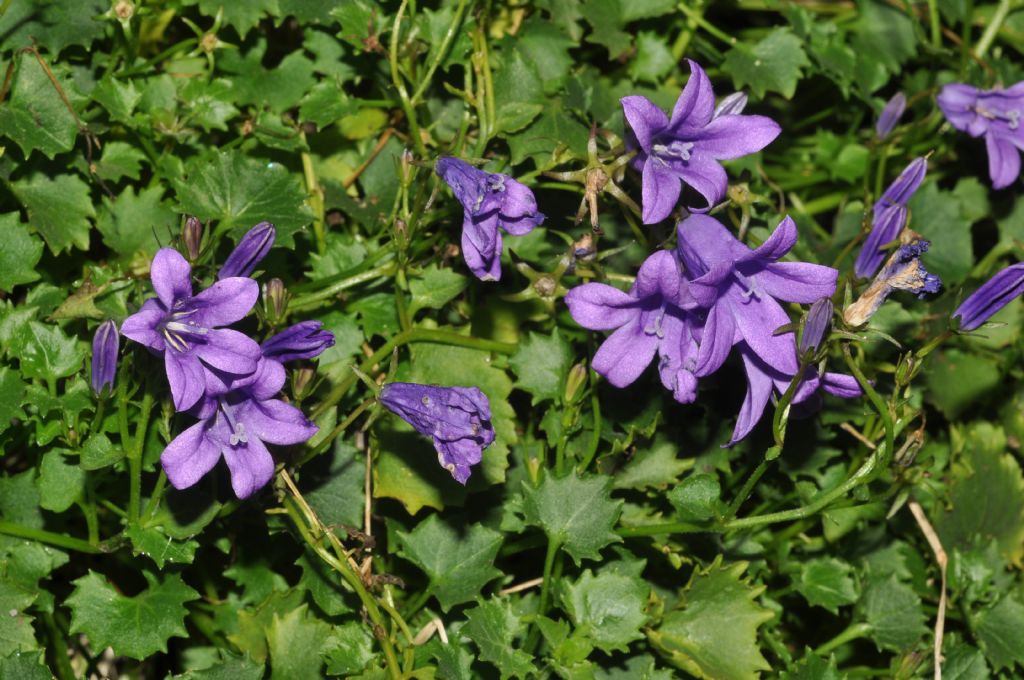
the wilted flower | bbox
[938,82,1024,188]
[875,92,907,140]
[953,262,1024,331]
[379,382,495,484]
[799,298,833,357]
[91,320,119,395]
[855,157,928,279]
[435,157,545,281]
[219,221,276,280]
[121,248,261,411]
[621,59,781,223]
[564,250,701,403]
[845,240,942,326]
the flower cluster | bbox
[120,223,334,499]
[938,80,1024,188]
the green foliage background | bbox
[1,0,1024,677]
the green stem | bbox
[42,610,75,680]
[128,389,154,527]
[300,132,327,255]
[389,0,428,158]
[288,263,397,311]
[975,0,1010,58]
[725,459,771,520]
[143,471,168,522]
[676,2,736,46]
[617,521,710,537]
[410,0,472,105]
[926,0,942,47]
[526,537,561,651]
[814,622,872,656]
[842,344,894,465]
[0,520,101,554]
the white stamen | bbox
[165,321,209,335]
[653,140,695,162]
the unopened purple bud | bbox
[713,92,748,119]
[263,278,287,322]
[218,221,276,279]
[875,92,906,140]
[800,298,833,356]
[91,320,119,395]
[953,262,1024,331]
[379,382,495,484]
[261,321,334,362]
[183,216,203,261]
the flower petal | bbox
[634,250,681,301]
[166,351,206,412]
[695,114,781,160]
[190,277,260,328]
[461,213,502,281]
[592,322,658,388]
[822,372,863,398]
[239,398,318,446]
[754,262,839,303]
[221,435,275,499]
[728,346,775,445]
[677,214,749,276]
[641,162,682,224]
[986,133,1021,189]
[937,83,982,135]
[151,248,193,308]
[621,95,669,152]
[161,420,221,491]
[497,177,542,227]
[668,60,715,134]
[672,151,727,210]
[658,309,700,403]
[855,204,906,279]
[727,292,798,374]
[743,215,796,264]
[120,298,166,350]
[695,301,737,377]
[564,283,638,330]
[193,328,261,376]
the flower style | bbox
[621,59,781,223]
[219,221,276,279]
[161,385,318,500]
[953,262,1024,331]
[875,92,907,140]
[844,240,942,326]
[379,382,495,484]
[121,248,262,411]
[937,81,1024,188]
[435,157,545,281]
[564,250,701,403]
[855,157,928,279]
[91,320,119,395]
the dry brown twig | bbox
[908,501,947,680]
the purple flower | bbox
[844,240,942,326]
[121,248,261,411]
[953,262,1024,331]
[219,222,276,280]
[875,92,907,139]
[91,320,119,395]
[564,250,701,403]
[238,321,336,398]
[379,382,495,484]
[677,214,838,380]
[855,157,928,279]
[621,59,781,223]
[435,157,545,281]
[937,82,1024,188]
[800,298,833,357]
[161,388,317,499]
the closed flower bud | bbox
[292,366,316,400]
[875,92,906,140]
[713,91,748,118]
[183,215,203,261]
[261,321,335,362]
[564,362,588,404]
[799,298,833,357]
[218,221,276,279]
[953,262,1024,331]
[263,278,287,322]
[91,320,119,395]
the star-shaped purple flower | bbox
[379,382,495,484]
[121,248,261,412]
[564,250,701,403]
[621,59,781,223]
[938,81,1024,188]
[855,157,928,279]
[435,157,545,281]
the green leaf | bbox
[175,151,312,247]
[149,480,223,539]
[299,81,357,128]
[266,604,330,679]
[942,641,991,680]
[908,182,973,286]
[515,17,575,94]
[95,141,147,183]
[561,570,649,653]
[925,350,1001,420]
[0,367,27,437]
[648,560,773,680]
[971,594,1024,671]
[301,439,365,530]
[464,597,536,679]
[321,622,374,676]
[220,43,316,112]
[330,0,381,51]
[11,173,94,255]
[96,185,176,259]
[936,423,1024,566]
[67,571,200,660]
[0,651,51,680]
[494,102,545,136]
[581,0,632,58]
[779,652,841,679]
[15,322,86,382]
[396,514,503,611]
[794,557,859,614]
[408,265,468,317]
[521,471,622,564]
[0,213,43,292]
[92,77,142,124]
[0,579,38,655]
[125,525,199,569]
[629,32,675,84]
[296,552,354,617]
[852,0,917,78]
[862,574,927,651]
[173,651,266,679]
[506,100,589,166]
[80,433,124,470]
[0,53,78,159]
[185,0,281,37]
[36,450,84,513]
[722,28,810,99]
[227,589,305,662]
[0,0,106,54]
[509,330,573,405]
[667,473,722,522]
[613,436,689,491]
